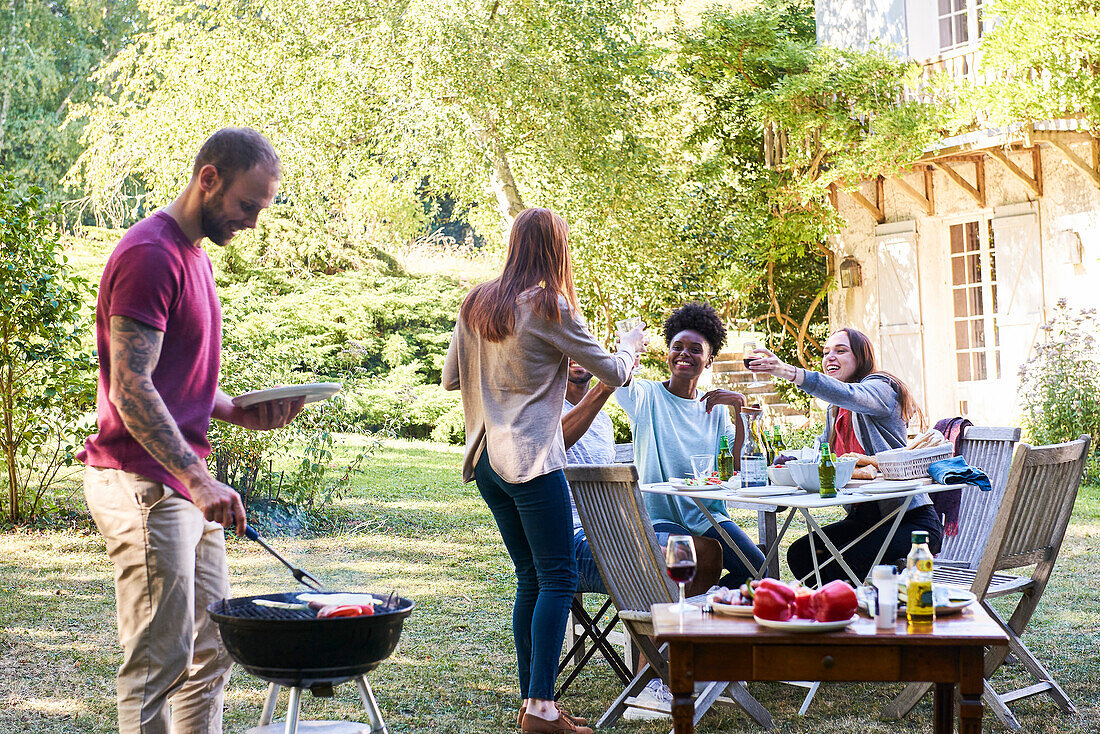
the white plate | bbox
[898,588,977,616]
[753,614,857,632]
[710,600,755,617]
[232,382,342,409]
[734,485,804,498]
[842,478,926,494]
[669,479,732,491]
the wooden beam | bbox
[988,148,1042,197]
[845,176,885,223]
[891,169,934,215]
[847,189,883,223]
[933,159,986,208]
[827,183,839,211]
[1041,136,1100,190]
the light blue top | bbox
[563,398,616,533]
[614,379,735,534]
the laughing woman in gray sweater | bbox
[443,207,645,734]
[748,327,943,584]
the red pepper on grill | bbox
[810,580,858,622]
[317,604,376,619]
[752,579,795,621]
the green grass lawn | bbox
[2,438,1099,733]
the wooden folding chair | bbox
[564,464,775,731]
[558,442,640,697]
[936,426,1021,569]
[884,435,1091,730]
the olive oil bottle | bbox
[906,531,935,627]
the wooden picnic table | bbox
[652,601,1009,734]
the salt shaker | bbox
[872,564,897,630]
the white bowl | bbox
[767,465,795,487]
[787,458,858,492]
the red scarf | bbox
[832,408,864,456]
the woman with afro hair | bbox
[593,302,765,587]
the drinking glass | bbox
[616,317,644,374]
[690,453,714,482]
[615,316,642,335]
[742,340,769,389]
[665,535,698,614]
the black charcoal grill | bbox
[209,527,414,734]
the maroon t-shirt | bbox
[79,211,222,501]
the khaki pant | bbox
[84,466,232,734]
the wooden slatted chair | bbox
[564,463,775,731]
[884,435,1091,730]
[936,426,1022,569]
[559,440,639,697]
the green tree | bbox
[0,0,140,207]
[0,177,96,523]
[677,0,947,365]
[69,0,702,334]
[967,0,1100,129]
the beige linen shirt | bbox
[442,290,634,484]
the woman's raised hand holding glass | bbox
[616,319,648,355]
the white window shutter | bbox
[876,222,927,413]
[905,0,940,61]
[991,211,1044,391]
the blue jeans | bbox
[652,520,765,588]
[574,530,671,596]
[474,451,577,700]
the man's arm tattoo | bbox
[109,316,202,476]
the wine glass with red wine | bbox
[742,340,769,389]
[665,535,698,614]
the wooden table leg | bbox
[933,682,954,734]
[959,646,985,734]
[667,641,694,734]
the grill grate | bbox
[214,595,316,621]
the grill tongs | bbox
[244,525,326,592]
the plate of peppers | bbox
[750,578,859,632]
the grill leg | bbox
[355,676,388,733]
[283,687,302,734]
[259,683,281,726]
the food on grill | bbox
[317,603,376,619]
[208,592,414,688]
[906,429,948,450]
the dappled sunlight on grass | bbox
[2,448,1098,733]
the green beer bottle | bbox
[717,435,735,481]
[818,444,836,498]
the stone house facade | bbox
[814,0,1099,426]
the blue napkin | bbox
[928,455,991,493]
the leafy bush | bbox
[1018,299,1100,482]
[0,178,97,523]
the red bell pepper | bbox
[793,586,815,619]
[756,578,796,604]
[317,604,375,619]
[752,578,796,621]
[810,580,858,622]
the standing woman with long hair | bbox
[747,327,943,584]
[443,208,645,734]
